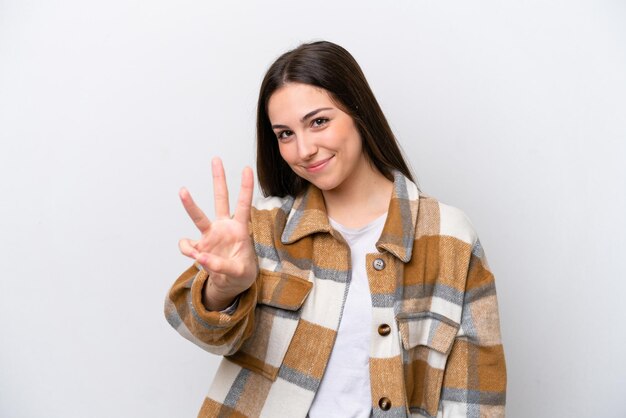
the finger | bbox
[233,166,254,224]
[212,157,230,218]
[179,238,200,259]
[179,187,211,233]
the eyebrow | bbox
[271,107,333,130]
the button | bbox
[378,323,391,336]
[373,258,385,271]
[378,397,392,411]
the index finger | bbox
[233,166,254,224]
[212,157,231,218]
[179,187,211,234]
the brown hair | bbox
[256,40,414,197]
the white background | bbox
[1,1,625,417]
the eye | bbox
[311,117,329,128]
[276,130,294,142]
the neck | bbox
[322,159,394,229]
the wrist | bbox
[202,279,239,311]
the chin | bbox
[292,168,344,192]
[307,177,343,192]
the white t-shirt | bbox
[308,213,387,418]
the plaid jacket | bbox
[165,172,506,417]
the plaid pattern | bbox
[165,172,506,417]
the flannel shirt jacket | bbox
[165,171,507,417]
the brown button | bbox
[378,323,391,336]
[378,397,392,411]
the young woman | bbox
[165,41,506,418]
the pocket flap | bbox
[258,270,312,311]
[396,312,459,354]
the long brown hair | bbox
[256,40,414,197]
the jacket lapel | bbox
[376,171,420,263]
[281,184,331,245]
[280,171,420,263]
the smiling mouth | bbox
[304,156,333,172]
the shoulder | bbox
[252,194,292,211]
[417,194,478,246]
[249,194,294,232]
[251,194,295,217]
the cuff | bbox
[189,263,257,328]
[219,296,240,315]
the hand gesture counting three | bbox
[178,158,258,311]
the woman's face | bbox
[267,82,367,193]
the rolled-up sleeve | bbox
[164,263,258,356]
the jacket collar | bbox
[280,171,420,262]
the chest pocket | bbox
[396,312,459,417]
[227,270,312,381]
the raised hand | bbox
[178,158,257,311]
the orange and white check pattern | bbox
[165,172,506,417]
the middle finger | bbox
[212,157,230,218]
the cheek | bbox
[277,143,295,164]
[343,131,363,157]
[334,121,361,150]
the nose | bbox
[296,133,318,160]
